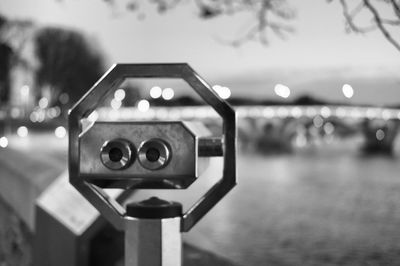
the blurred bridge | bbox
[96,105,400,154]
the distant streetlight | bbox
[54,126,67,138]
[162,88,174,100]
[137,99,150,112]
[262,107,276,118]
[291,107,303,118]
[111,99,122,110]
[342,84,354,99]
[114,89,126,101]
[17,126,28,138]
[382,109,392,120]
[376,129,385,141]
[212,85,231,99]
[150,86,162,99]
[274,84,290,98]
[0,136,8,148]
[38,97,49,109]
[221,87,231,99]
[277,107,289,118]
[320,106,332,118]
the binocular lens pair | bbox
[100,139,170,171]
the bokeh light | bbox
[114,89,126,101]
[313,116,324,128]
[291,107,303,118]
[111,99,122,110]
[342,84,354,99]
[0,136,8,148]
[38,97,49,109]
[320,106,331,118]
[59,93,69,104]
[17,126,28,138]
[137,99,150,112]
[274,84,291,98]
[20,85,30,97]
[277,107,289,118]
[213,85,231,99]
[262,107,276,118]
[54,126,67,138]
[150,86,162,99]
[10,108,21,119]
[376,129,385,141]
[324,122,335,134]
[162,88,174,100]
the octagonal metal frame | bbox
[69,63,236,232]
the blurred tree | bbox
[98,0,295,46]
[34,27,105,107]
[0,15,38,107]
[0,16,34,58]
[97,0,400,50]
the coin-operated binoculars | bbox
[69,64,236,266]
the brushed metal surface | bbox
[80,121,198,189]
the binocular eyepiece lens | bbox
[138,139,171,170]
[109,148,124,162]
[146,148,161,162]
[100,139,135,170]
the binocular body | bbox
[79,121,216,189]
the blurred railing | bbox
[94,105,400,121]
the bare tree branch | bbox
[337,0,400,51]
[389,0,400,16]
[257,0,270,45]
[95,0,400,50]
[339,0,365,32]
[227,25,260,47]
[381,18,400,25]
[226,0,294,46]
[363,0,400,50]
[112,0,295,46]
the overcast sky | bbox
[1,0,399,104]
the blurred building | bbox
[8,42,37,109]
[0,17,38,110]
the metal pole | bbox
[124,197,182,266]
